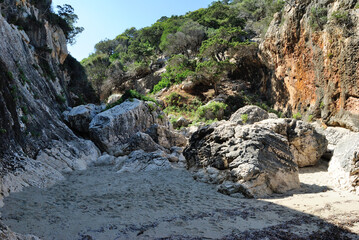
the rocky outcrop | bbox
[328,133,359,195]
[0,0,98,220]
[89,99,186,154]
[255,119,328,167]
[63,104,104,134]
[260,0,359,131]
[184,121,300,197]
[0,221,41,240]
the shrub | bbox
[331,10,349,24]
[106,89,157,110]
[196,101,227,120]
[308,114,314,122]
[0,128,7,134]
[6,71,14,80]
[310,7,328,30]
[241,113,248,123]
[292,112,302,120]
[56,94,66,104]
[21,115,29,124]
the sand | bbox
[1,160,358,239]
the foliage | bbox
[56,94,66,104]
[331,10,349,24]
[55,4,84,45]
[196,101,227,120]
[292,112,302,120]
[241,113,248,123]
[308,114,313,122]
[106,89,158,110]
[0,128,7,134]
[152,55,195,93]
[310,7,328,30]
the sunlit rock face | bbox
[260,0,359,131]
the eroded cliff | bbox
[0,0,98,210]
[260,0,359,130]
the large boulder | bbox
[184,121,300,198]
[63,104,104,134]
[255,119,328,167]
[328,133,359,195]
[230,105,269,124]
[89,99,185,154]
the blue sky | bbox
[52,0,214,61]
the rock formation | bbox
[260,0,359,131]
[183,106,327,197]
[0,0,98,209]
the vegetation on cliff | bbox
[82,0,285,100]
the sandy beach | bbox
[1,161,358,240]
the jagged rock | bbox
[328,133,359,195]
[64,104,104,133]
[89,99,169,154]
[184,122,300,197]
[229,105,269,124]
[255,119,328,167]
[115,150,172,173]
[36,139,101,172]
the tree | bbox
[56,4,84,45]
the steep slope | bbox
[0,0,98,209]
[260,0,359,130]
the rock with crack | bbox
[328,133,359,195]
[255,119,328,167]
[115,150,172,173]
[184,122,300,197]
[63,104,104,134]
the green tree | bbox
[56,4,84,45]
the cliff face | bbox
[260,0,359,131]
[0,0,98,208]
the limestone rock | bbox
[328,133,359,195]
[255,119,328,167]
[230,105,269,124]
[260,0,359,131]
[0,221,41,240]
[92,153,116,167]
[184,122,300,197]
[36,139,101,172]
[64,104,104,134]
[89,99,169,153]
[115,150,172,173]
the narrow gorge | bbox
[0,0,358,239]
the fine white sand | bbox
[1,161,358,239]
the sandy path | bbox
[1,162,358,240]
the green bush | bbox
[196,101,227,120]
[106,89,158,110]
[308,114,313,122]
[56,94,66,104]
[0,128,7,134]
[21,115,29,124]
[292,112,302,120]
[310,7,328,30]
[331,10,349,24]
[241,113,248,123]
